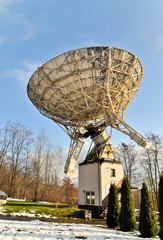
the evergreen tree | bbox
[159,173,163,240]
[119,176,136,231]
[139,182,158,238]
[106,183,120,228]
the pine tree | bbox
[119,176,136,231]
[106,183,120,228]
[159,173,163,240]
[139,182,158,238]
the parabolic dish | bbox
[27,46,143,128]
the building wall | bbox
[78,162,101,206]
[101,161,123,201]
[78,160,123,208]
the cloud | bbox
[0,36,5,45]
[141,31,150,41]
[21,22,35,42]
[155,34,163,51]
[0,0,55,43]
[4,61,39,88]
[0,0,35,42]
[0,0,23,14]
[0,0,23,7]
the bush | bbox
[106,184,120,228]
[139,182,158,238]
[159,173,163,240]
[119,176,136,231]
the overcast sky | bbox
[1,0,163,163]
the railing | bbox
[102,180,119,200]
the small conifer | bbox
[106,183,120,228]
[119,176,136,231]
[159,173,163,240]
[139,182,158,238]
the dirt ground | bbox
[0,215,107,226]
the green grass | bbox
[6,201,69,208]
[1,200,80,219]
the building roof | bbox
[0,191,7,196]
[79,158,122,166]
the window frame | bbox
[85,191,95,205]
[110,168,116,177]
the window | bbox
[86,192,95,205]
[110,168,115,177]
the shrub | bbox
[159,173,163,240]
[139,182,158,238]
[106,184,120,228]
[119,176,136,231]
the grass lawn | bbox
[1,200,80,219]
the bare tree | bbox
[18,133,34,199]
[115,142,138,184]
[142,132,163,208]
[32,130,47,201]
[50,169,61,203]
[7,122,33,198]
[0,122,13,187]
[0,121,72,203]
[40,146,54,201]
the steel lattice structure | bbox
[27,46,150,174]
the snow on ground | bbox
[0,219,160,240]
[0,204,57,219]
[0,207,56,219]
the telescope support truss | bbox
[104,111,150,149]
[64,113,150,174]
[64,137,85,174]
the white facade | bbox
[78,159,123,215]
[78,161,101,206]
[101,161,123,201]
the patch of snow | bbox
[11,210,56,219]
[0,219,160,240]
[0,207,56,219]
[7,198,53,203]
[7,198,26,201]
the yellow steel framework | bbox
[27,46,150,174]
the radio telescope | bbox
[27,46,150,174]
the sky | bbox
[1,0,163,169]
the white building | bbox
[78,159,123,217]
[0,191,7,206]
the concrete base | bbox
[78,204,102,218]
